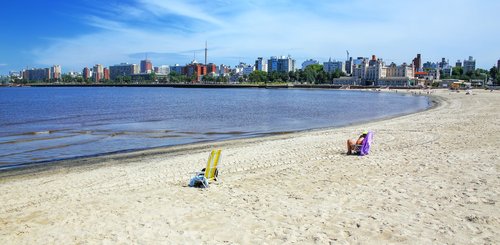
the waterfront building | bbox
[155,65,170,75]
[170,64,184,75]
[109,63,138,80]
[23,68,50,81]
[463,56,476,74]
[243,65,255,76]
[51,65,62,80]
[140,59,153,74]
[278,56,295,72]
[184,60,207,81]
[9,71,21,79]
[103,68,110,80]
[323,58,345,73]
[206,63,217,74]
[302,59,319,69]
[82,67,91,80]
[92,64,103,82]
[412,54,422,72]
[345,57,353,75]
[267,56,278,73]
[218,64,230,76]
[255,57,267,72]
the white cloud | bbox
[33,0,500,70]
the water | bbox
[0,87,430,168]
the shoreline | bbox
[0,89,498,243]
[0,90,436,178]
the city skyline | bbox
[1,0,500,75]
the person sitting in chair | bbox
[347,131,367,155]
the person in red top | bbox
[347,131,367,155]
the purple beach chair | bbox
[354,131,373,156]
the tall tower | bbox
[205,41,208,65]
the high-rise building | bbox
[82,67,91,80]
[140,59,153,74]
[455,60,462,67]
[323,58,345,73]
[184,60,207,81]
[93,64,103,82]
[277,56,295,72]
[51,65,62,79]
[22,68,50,81]
[497,59,500,72]
[267,56,278,73]
[412,54,422,72]
[109,63,138,80]
[463,56,476,74]
[438,58,449,69]
[206,63,217,74]
[345,57,353,75]
[103,67,110,80]
[255,57,267,72]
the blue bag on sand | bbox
[189,174,209,188]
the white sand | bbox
[0,89,498,244]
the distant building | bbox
[155,65,170,75]
[140,59,153,74]
[242,65,255,76]
[93,64,103,82]
[51,65,62,80]
[267,56,278,73]
[218,64,230,76]
[206,63,217,74]
[345,57,353,75]
[438,58,449,69]
[336,55,415,87]
[109,63,138,80]
[455,60,462,67]
[323,58,344,73]
[66,71,79,78]
[267,56,295,73]
[82,67,91,80]
[463,56,476,74]
[302,59,319,69]
[170,64,184,75]
[184,60,207,81]
[103,67,110,80]
[255,57,267,72]
[412,54,422,72]
[423,61,438,70]
[497,59,500,72]
[23,68,50,81]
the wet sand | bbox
[0,89,498,244]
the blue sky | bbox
[1,0,499,75]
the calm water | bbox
[0,87,430,169]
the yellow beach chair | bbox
[189,150,222,188]
[203,149,221,181]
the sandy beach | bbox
[0,89,498,244]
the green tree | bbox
[489,66,498,80]
[452,66,463,76]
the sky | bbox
[1,0,500,75]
